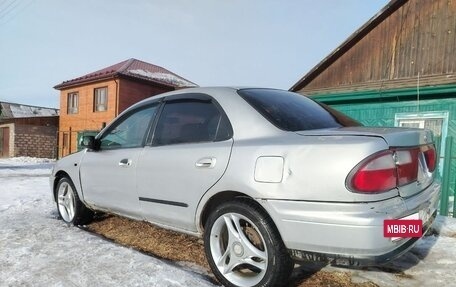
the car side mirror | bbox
[81,136,100,151]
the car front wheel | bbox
[204,199,293,287]
[55,177,93,225]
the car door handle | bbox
[195,157,216,168]
[119,158,132,167]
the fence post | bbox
[453,180,456,218]
[434,136,442,180]
[440,136,453,216]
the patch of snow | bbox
[274,188,456,286]
[322,218,456,287]
[128,69,197,87]
[430,215,456,237]
[0,156,54,165]
[0,157,54,176]
[0,159,215,287]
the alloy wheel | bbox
[57,181,76,222]
[209,212,268,287]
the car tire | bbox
[204,199,293,287]
[55,177,93,225]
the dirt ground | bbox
[86,215,378,287]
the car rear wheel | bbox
[56,177,93,225]
[204,199,293,287]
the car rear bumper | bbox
[259,181,440,266]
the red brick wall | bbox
[118,79,173,112]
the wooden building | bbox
[0,102,59,158]
[290,0,456,213]
[54,58,197,158]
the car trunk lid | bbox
[296,127,436,198]
[296,127,433,147]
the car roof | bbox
[116,86,287,140]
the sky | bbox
[0,0,388,109]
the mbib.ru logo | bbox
[384,219,423,238]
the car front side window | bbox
[100,105,158,149]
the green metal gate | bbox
[77,131,99,151]
[440,136,456,217]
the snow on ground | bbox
[1,157,456,287]
[318,206,456,286]
[0,158,215,287]
[337,230,456,286]
[0,157,54,177]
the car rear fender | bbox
[208,133,397,204]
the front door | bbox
[0,127,9,158]
[80,104,159,217]
[137,96,233,231]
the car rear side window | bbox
[152,99,232,146]
[238,88,361,131]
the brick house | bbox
[0,102,59,158]
[54,58,197,158]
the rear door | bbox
[136,94,233,231]
[80,103,159,217]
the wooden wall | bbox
[300,0,456,94]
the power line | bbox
[0,0,20,21]
[0,0,34,26]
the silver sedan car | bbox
[51,87,440,287]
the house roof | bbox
[0,102,59,119]
[290,0,407,92]
[54,58,198,90]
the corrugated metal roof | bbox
[0,102,59,119]
[54,58,197,90]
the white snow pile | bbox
[0,158,215,287]
[0,156,54,166]
[0,157,54,177]
[1,157,456,286]
[128,69,197,87]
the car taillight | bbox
[349,151,397,193]
[348,145,436,193]
[395,149,419,186]
[423,146,437,172]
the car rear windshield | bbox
[238,88,361,131]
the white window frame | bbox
[67,92,79,114]
[94,87,108,112]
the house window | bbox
[94,87,108,112]
[67,92,79,114]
